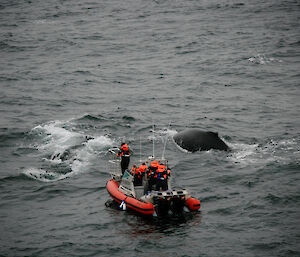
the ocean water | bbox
[1,0,300,256]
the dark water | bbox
[1,0,300,256]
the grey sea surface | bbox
[0,0,300,256]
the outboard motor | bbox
[169,195,185,216]
[154,197,170,217]
[153,191,171,216]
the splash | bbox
[147,127,177,141]
[23,168,69,182]
[227,142,260,166]
[248,54,282,65]
[227,138,299,167]
[166,128,178,137]
[31,120,84,151]
[24,120,114,182]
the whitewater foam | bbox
[22,167,70,182]
[24,121,115,182]
[248,53,283,65]
[227,138,299,167]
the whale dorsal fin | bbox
[207,131,218,137]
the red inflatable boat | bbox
[106,178,200,216]
[106,179,155,215]
[106,148,200,216]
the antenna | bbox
[152,123,155,159]
[161,121,171,160]
[139,136,142,162]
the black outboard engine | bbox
[169,193,186,216]
[151,190,189,216]
[154,197,170,216]
[153,191,171,216]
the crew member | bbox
[147,160,159,191]
[133,163,148,186]
[132,164,142,186]
[155,163,168,191]
[131,165,137,176]
[137,163,148,176]
[117,143,130,174]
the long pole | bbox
[139,136,142,162]
[152,124,155,159]
[161,121,171,160]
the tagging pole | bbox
[161,121,171,160]
[139,136,142,163]
[152,124,155,159]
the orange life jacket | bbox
[155,164,167,179]
[131,166,136,175]
[148,160,159,176]
[137,164,148,174]
[132,165,145,179]
[118,144,130,157]
[151,161,159,167]
[157,164,166,172]
[121,144,129,151]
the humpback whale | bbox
[173,128,229,152]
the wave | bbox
[250,241,287,251]
[0,130,26,145]
[264,193,300,206]
[0,173,32,184]
[200,195,228,203]
[69,114,121,134]
[122,115,136,122]
[208,206,235,215]
[0,40,35,52]
[74,114,107,122]
[0,75,19,82]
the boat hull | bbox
[106,179,155,215]
[185,197,201,211]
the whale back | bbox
[173,129,229,152]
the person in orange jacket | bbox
[137,163,148,176]
[131,165,137,175]
[155,163,168,191]
[146,160,159,191]
[132,164,142,186]
[133,163,148,186]
[117,143,130,174]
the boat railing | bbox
[107,148,122,181]
[140,189,190,203]
[119,170,136,198]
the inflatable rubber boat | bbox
[106,149,200,216]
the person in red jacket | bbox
[137,163,148,176]
[146,160,159,191]
[117,143,130,174]
[133,163,148,186]
[155,163,168,191]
